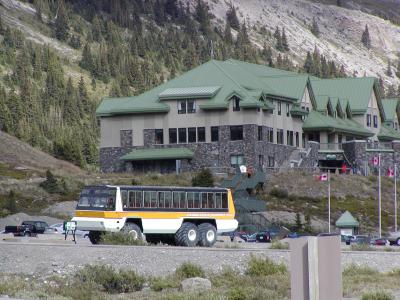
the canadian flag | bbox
[388,166,394,178]
[319,173,328,181]
[372,156,380,166]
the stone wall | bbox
[120,130,133,148]
[298,141,319,170]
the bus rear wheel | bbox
[88,231,102,244]
[122,222,143,240]
[198,223,217,247]
[175,222,198,247]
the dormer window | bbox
[233,97,240,111]
[178,100,196,114]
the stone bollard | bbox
[290,235,342,300]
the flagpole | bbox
[378,153,382,238]
[328,170,331,234]
[395,164,397,232]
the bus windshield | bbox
[77,187,116,211]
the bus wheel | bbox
[175,222,198,247]
[88,231,102,244]
[122,222,143,240]
[198,223,217,247]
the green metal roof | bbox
[290,104,309,116]
[120,148,194,161]
[335,211,359,227]
[303,111,373,137]
[158,86,221,100]
[378,124,400,141]
[381,98,399,122]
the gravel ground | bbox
[1,236,400,279]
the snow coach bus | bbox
[72,185,238,247]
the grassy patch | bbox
[245,255,287,277]
[175,262,205,279]
[0,163,28,179]
[98,231,147,246]
[350,244,374,251]
[361,291,394,300]
[269,240,289,250]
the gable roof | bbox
[335,211,359,227]
[378,124,400,141]
[381,98,399,122]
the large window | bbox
[366,114,371,127]
[277,129,284,144]
[173,191,186,208]
[278,101,282,116]
[267,127,274,143]
[231,154,244,166]
[188,127,196,143]
[178,128,187,143]
[258,126,263,141]
[178,101,187,114]
[373,115,378,128]
[77,187,116,211]
[187,100,196,113]
[144,191,157,208]
[201,193,215,208]
[287,130,294,146]
[169,128,177,144]
[155,129,163,144]
[230,125,243,141]
[124,190,143,208]
[211,126,219,142]
[187,192,201,209]
[197,127,205,142]
[158,191,172,208]
[233,97,240,111]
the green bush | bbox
[175,262,205,279]
[77,265,145,293]
[191,168,214,187]
[350,243,374,251]
[150,276,180,291]
[245,256,287,277]
[269,240,289,250]
[40,170,62,194]
[227,287,247,300]
[269,187,288,198]
[99,231,146,246]
[343,264,379,277]
[361,291,394,300]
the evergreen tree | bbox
[303,51,313,73]
[54,0,69,41]
[310,17,320,37]
[320,55,329,78]
[386,60,393,77]
[195,0,211,36]
[275,27,283,51]
[338,65,347,77]
[6,190,17,213]
[78,76,90,113]
[223,21,233,44]
[361,25,371,49]
[312,46,321,76]
[226,4,240,31]
[273,26,280,39]
[281,28,289,52]
[192,168,214,187]
[40,170,60,194]
[396,60,400,78]
[387,84,397,97]
[295,212,302,231]
[79,43,94,72]
[304,214,312,233]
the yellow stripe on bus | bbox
[75,210,235,219]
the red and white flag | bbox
[388,166,394,178]
[372,156,380,166]
[319,173,328,181]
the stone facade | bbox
[120,130,133,148]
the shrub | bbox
[175,262,205,279]
[228,288,247,300]
[40,170,61,194]
[350,243,374,251]
[5,190,17,213]
[77,265,145,293]
[191,168,214,187]
[246,256,287,277]
[150,276,180,291]
[361,291,394,300]
[343,264,379,277]
[269,240,289,250]
[269,187,288,198]
[98,231,146,246]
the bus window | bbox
[222,193,228,208]
[165,191,172,208]
[179,192,186,208]
[121,190,128,208]
[144,191,157,208]
[134,191,143,207]
[77,187,117,211]
[207,193,215,208]
[173,192,186,208]
[187,192,194,208]
[201,193,207,208]
[193,193,200,208]
[215,193,222,208]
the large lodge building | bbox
[97,59,400,174]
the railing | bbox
[366,142,393,150]
[318,143,343,151]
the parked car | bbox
[4,221,49,237]
[352,235,370,245]
[386,231,400,246]
[342,235,356,245]
[286,232,312,239]
[246,233,257,243]
[370,237,388,246]
[49,223,89,238]
[255,231,271,243]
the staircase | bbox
[235,204,272,233]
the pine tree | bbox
[310,17,320,37]
[386,60,393,77]
[92,16,103,42]
[79,43,94,72]
[275,27,283,51]
[195,0,211,36]
[321,55,329,78]
[396,60,400,78]
[226,4,240,31]
[223,21,233,44]
[295,212,302,231]
[78,76,90,114]
[54,0,69,41]
[338,65,347,77]
[192,168,214,187]
[312,47,321,76]
[281,28,289,52]
[361,25,371,49]
[304,214,312,233]
[273,26,280,39]
[303,51,313,73]
[6,190,17,213]
[387,84,397,97]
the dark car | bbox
[255,231,271,243]
[4,221,49,236]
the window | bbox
[127,191,143,208]
[187,100,196,113]
[155,129,163,144]
[188,127,196,143]
[366,114,371,127]
[144,191,157,208]
[230,125,243,141]
[121,190,128,208]
[211,126,219,142]
[302,133,305,148]
[277,129,284,144]
[221,193,228,208]
[231,154,244,166]
[187,192,200,209]
[169,128,177,144]
[287,130,294,146]
[178,101,187,114]
[286,103,290,117]
[373,115,378,128]
[158,191,172,208]
[268,156,275,167]
[295,132,299,147]
[258,155,264,167]
[197,127,205,142]
[178,128,187,143]
[258,126,263,141]
[233,97,240,111]
[173,191,186,208]
[201,193,215,208]
[267,127,274,143]
[278,101,282,115]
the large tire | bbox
[88,231,102,244]
[175,222,199,247]
[122,222,143,240]
[198,223,217,247]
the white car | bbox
[49,223,89,238]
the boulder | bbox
[180,277,211,292]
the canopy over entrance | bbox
[120,148,194,161]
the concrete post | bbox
[291,235,342,300]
